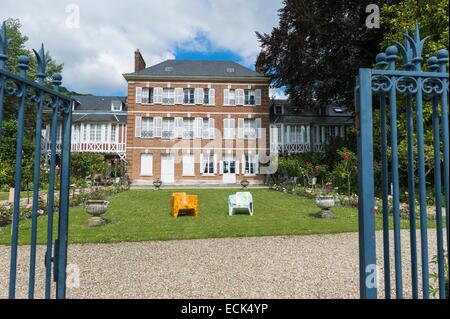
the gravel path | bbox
[0,230,445,299]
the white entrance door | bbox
[222,155,236,184]
[161,154,175,184]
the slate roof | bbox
[271,99,354,125]
[124,60,267,79]
[71,96,127,123]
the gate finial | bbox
[33,43,48,85]
[385,46,398,70]
[404,21,430,71]
[436,49,449,73]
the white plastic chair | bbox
[228,192,253,216]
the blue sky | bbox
[1,0,286,98]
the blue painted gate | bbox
[0,21,76,299]
[356,23,449,299]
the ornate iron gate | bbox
[0,21,76,299]
[356,23,449,299]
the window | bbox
[162,118,175,139]
[140,154,153,176]
[162,88,175,105]
[224,89,236,105]
[243,119,257,139]
[183,88,195,104]
[202,118,215,139]
[110,124,117,142]
[111,101,122,111]
[89,124,101,142]
[202,153,215,175]
[244,90,256,105]
[244,154,258,175]
[141,118,154,138]
[142,88,153,104]
[182,154,195,176]
[203,88,209,105]
[183,118,194,139]
[228,90,236,105]
[223,118,235,139]
[82,124,87,142]
[274,106,283,114]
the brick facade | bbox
[125,78,271,186]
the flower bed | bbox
[0,183,129,228]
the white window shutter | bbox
[200,154,204,174]
[241,154,246,174]
[209,118,215,139]
[255,154,259,174]
[235,161,240,175]
[209,88,215,105]
[154,87,163,104]
[175,117,183,138]
[255,89,262,106]
[230,118,235,139]
[154,117,162,137]
[238,118,244,139]
[175,88,183,104]
[224,89,229,105]
[213,154,218,174]
[135,116,142,137]
[136,87,142,104]
[195,88,204,104]
[219,160,224,175]
[236,89,244,105]
[194,118,202,139]
[142,88,149,103]
[256,118,262,139]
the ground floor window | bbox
[201,153,216,175]
[243,153,258,175]
[182,154,195,176]
[140,153,153,176]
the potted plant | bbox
[240,179,250,190]
[153,178,162,190]
[315,188,336,218]
[84,193,109,227]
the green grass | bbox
[0,189,420,245]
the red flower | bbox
[343,153,350,161]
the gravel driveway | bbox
[0,230,444,299]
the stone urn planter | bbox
[153,179,162,190]
[315,196,336,219]
[85,200,109,227]
[240,179,250,190]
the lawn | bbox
[0,188,415,245]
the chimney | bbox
[134,49,146,72]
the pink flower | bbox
[324,189,332,193]
[343,153,350,161]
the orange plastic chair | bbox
[171,192,198,218]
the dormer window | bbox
[226,67,235,73]
[165,66,173,72]
[111,101,122,111]
[274,105,283,115]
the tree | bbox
[70,153,106,187]
[372,0,449,187]
[0,119,34,190]
[255,0,389,111]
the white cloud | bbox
[0,0,283,95]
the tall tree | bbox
[255,0,390,111]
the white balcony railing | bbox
[43,141,126,154]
